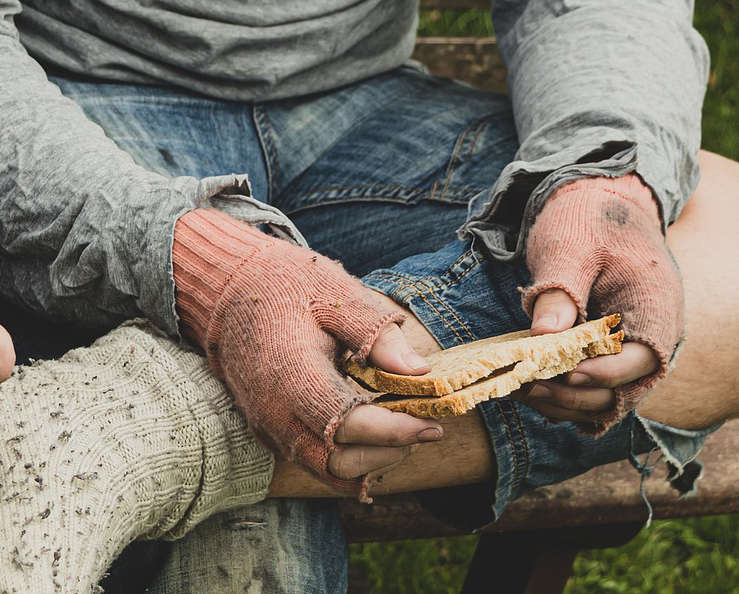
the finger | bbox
[519,380,615,412]
[334,404,443,446]
[368,322,431,375]
[530,289,579,335]
[0,325,15,383]
[563,342,660,388]
[517,398,596,423]
[328,443,419,479]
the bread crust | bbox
[345,315,623,418]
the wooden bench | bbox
[340,3,739,592]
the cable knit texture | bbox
[521,174,684,434]
[172,208,404,500]
[0,321,273,594]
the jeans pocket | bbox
[256,68,519,215]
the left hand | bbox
[515,174,683,433]
[515,288,660,424]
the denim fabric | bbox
[147,500,348,594]
[41,66,717,589]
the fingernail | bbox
[568,372,592,386]
[402,350,430,371]
[531,313,558,331]
[416,427,442,442]
[527,384,550,399]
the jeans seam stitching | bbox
[424,284,476,341]
[441,126,469,202]
[252,104,274,203]
[370,249,480,290]
[465,114,497,159]
[368,252,478,332]
[255,106,280,187]
[366,273,475,341]
[367,272,471,343]
[286,185,478,212]
[442,253,481,289]
[507,401,531,480]
[494,398,521,480]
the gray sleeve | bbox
[0,2,305,337]
[459,0,709,260]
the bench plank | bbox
[412,37,506,93]
[342,419,739,542]
[421,0,490,8]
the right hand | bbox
[172,209,440,499]
[327,321,443,483]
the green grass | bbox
[695,0,739,160]
[349,4,739,593]
[349,537,478,594]
[567,515,739,594]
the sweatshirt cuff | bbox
[458,141,640,262]
[153,173,307,341]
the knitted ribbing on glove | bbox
[172,209,404,501]
[521,174,684,434]
[0,321,273,594]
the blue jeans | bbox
[41,66,716,592]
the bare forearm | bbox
[268,410,492,497]
[637,151,739,428]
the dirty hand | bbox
[172,209,441,499]
[517,174,683,433]
[0,324,15,382]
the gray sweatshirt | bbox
[0,1,709,337]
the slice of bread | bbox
[344,315,623,418]
[345,315,622,397]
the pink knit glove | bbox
[172,209,404,499]
[521,174,683,433]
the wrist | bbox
[547,173,662,229]
[172,208,273,348]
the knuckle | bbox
[376,324,405,347]
[599,365,621,388]
[556,387,582,411]
[333,423,348,444]
[587,358,620,388]
[328,452,344,478]
[329,450,355,479]
[566,392,583,411]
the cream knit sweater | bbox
[0,321,273,594]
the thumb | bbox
[368,323,431,375]
[530,289,579,336]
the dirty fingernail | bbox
[416,427,442,442]
[532,313,558,330]
[402,350,430,371]
[568,372,592,386]
[527,384,550,399]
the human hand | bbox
[0,324,15,382]
[515,288,660,425]
[172,209,439,500]
[517,175,683,433]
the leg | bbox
[147,500,347,594]
[262,70,724,521]
[273,147,739,499]
[638,150,739,428]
